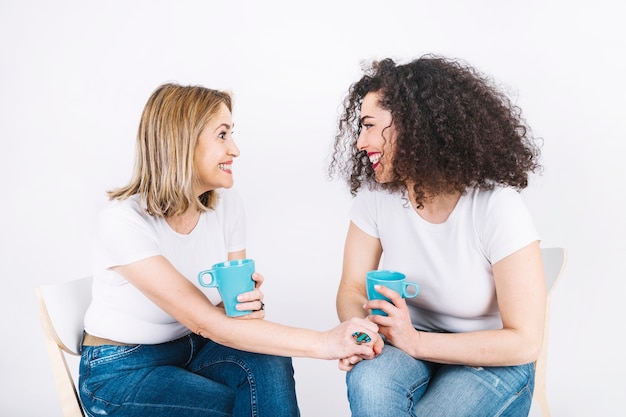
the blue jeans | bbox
[346,344,534,417]
[79,333,300,417]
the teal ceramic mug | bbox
[366,270,419,316]
[198,259,256,317]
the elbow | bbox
[515,332,544,365]
[519,344,542,365]
[526,336,544,364]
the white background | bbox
[1,1,624,416]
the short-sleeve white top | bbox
[350,186,540,333]
[83,188,246,344]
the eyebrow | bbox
[359,116,372,124]
[215,122,234,131]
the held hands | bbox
[234,272,266,319]
[364,284,416,352]
[329,317,384,371]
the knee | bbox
[346,347,428,416]
[346,361,402,417]
[248,354,296,393]
[259,354,294,378]
[347,358,393,400]
[348,345,410,389]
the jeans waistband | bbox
[82,332,135,347]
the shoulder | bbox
[351,186,407,233]
[355,185,403,205]
[97,195,158,233]
[100,195,147,220]
[467,186,525,213]
[467,186,539,263]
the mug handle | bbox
[403,282,420,298]
[198,270,218,288]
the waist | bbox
[82,332,135,347]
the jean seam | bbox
[192,357,259,417]
[409,378,430,417]
[493,363,534,417]
[86,344,143,366]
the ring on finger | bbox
[352,331,371,344]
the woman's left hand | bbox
[234,272,265,319]
[365,285,416,351]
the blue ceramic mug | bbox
[198,259,256,317]
[366,270,419,316]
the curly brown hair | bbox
[328,54,542,208]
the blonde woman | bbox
[79,83,382,417]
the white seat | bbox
[36,276,92,417]
[533,247,567,417]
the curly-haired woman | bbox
[329,54,545,416]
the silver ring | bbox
[259,301,265,311]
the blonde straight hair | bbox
[108,83,233,217]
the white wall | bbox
[1,1,623,415]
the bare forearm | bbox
[186,305,380,362]
[197,317,329,359]
[336,286,368,322]
[411,328,542,366]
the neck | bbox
[166,209,201,234]
[408,188,462,224]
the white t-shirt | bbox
[350,186,540,333]
[84,188,246,344]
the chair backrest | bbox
[36,276,93,417]
[533,247,567,417]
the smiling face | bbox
[357,92,397,183]
[193,103,240,194]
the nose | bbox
[356,130,367,151]
[228,139,240,158]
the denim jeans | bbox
[346,344,534,417]
[79,333,300,417]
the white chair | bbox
[533,247,567,417]
[36,276,92,417]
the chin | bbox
[374,174,390,184]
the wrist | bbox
[410,329,423,358]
